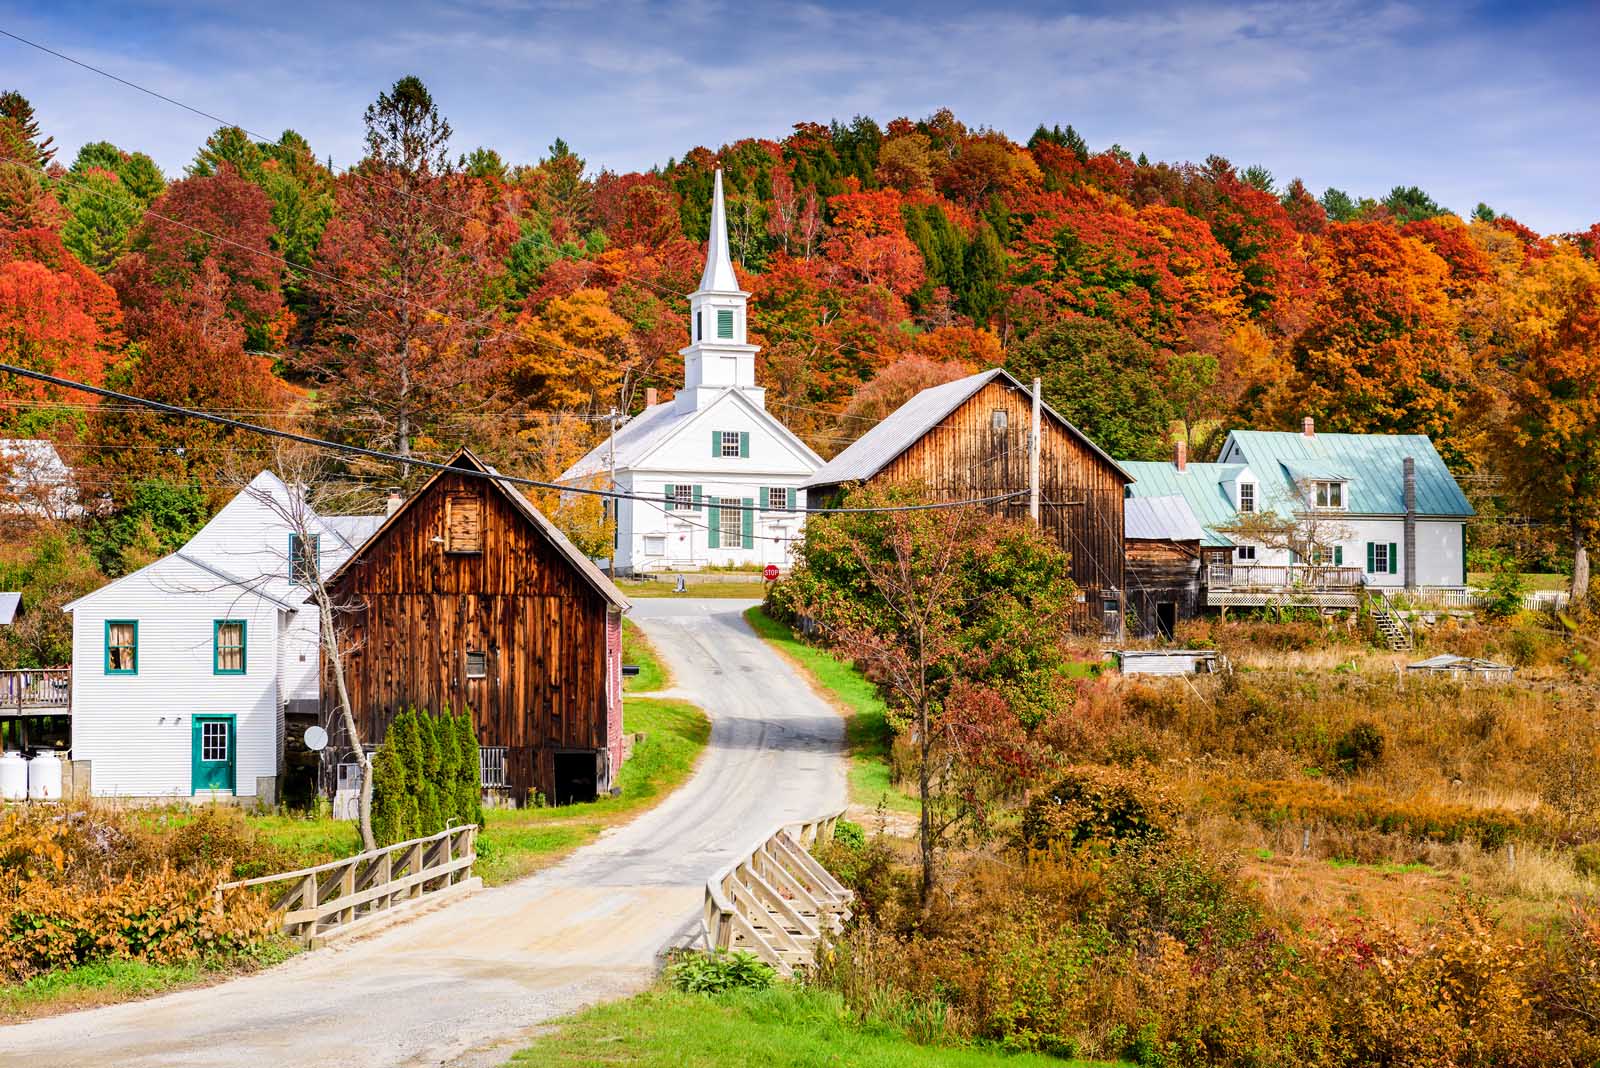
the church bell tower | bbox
[678,169,763,411]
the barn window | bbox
[105,620,138,674]
[445,494,483,553]
[991,409,1008,431]
[479,746,507,788]
[214,620,246,675]
[466,650,488,679]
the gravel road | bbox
[0,598,846,1068]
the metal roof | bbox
[801,368,1130,490]
[1220,431,1473,517]
[1124,495,1205,542]
[1120,462,1243,547]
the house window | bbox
[466,650,488,679]
[716,308,735,339]
[201,720,229,762]
[720,431,742,458]
[644,534,666,556]
[289,533,320,586]
[665,484,694,510]
[1314,481,1344,509]
[105,620,137,674]
[992,409,1008,431]
[214,620,246,675]
[1236,545,1257,562]
[1367,541,1398,575]
[445,494,483,553]
[1310,545,1345,567]
[1238,483,1256,513]
[720,499,742,545]
[767,486,790,511]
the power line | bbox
[0,362,1024,516]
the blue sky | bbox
[2,0,1596,232]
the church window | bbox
[720,431,742,457]
[717,308,734,339]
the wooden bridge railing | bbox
[217,824,479,946]
[702,809,852,976]
[0,668,70,713]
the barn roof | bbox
[800,367,1130,490]
[324,449,630,612]
[1120,461,1244,548]
[1124,495,1205,542]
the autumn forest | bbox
[1,76,1598,608]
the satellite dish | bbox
[303,725,329,752]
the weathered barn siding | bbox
[815,380,1127,632]
[325,461,624,805]
[1126,540,1203,639]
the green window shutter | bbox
[1334,545,1343,566]
[664,484,676,509]
[707,498,720,549]
[1389,543,1398,575]
[717,308,734,339]
[712,430,721,456]
[1366,542,1375,573]
[742,498,754,548]
[739,431,750,458]
[693,485,703,512]
[759,487,770,510]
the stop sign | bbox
[763,564,780,582]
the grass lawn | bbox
[1468,571,1570,592]
[248,698,711,886]
[743,606,918,815]
[622,617,670,693]
[622,578,770,598]
[0,946,296,1024]
[505,986,1125,1068]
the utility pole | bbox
[607,405,619,580]
[1029,377,1041,525]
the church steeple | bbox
[678,169,762,411]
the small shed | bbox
[1124,495,1207,639]
[1406,654,1514,682]
[1115,649,1225,676]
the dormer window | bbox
[1238,482,1256,513]
[1313,480,1345,509]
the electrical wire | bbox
[0,361,1025,516]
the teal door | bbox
[191,715,236,793]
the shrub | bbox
[1478,563,1530,622]
[454,712,485,829]
[832,819,865,851]
[414,711,443,836]
[666,949,776,993]
[1021,765,1178,853]
[1334,719,1386,774]
[1221,777,1526,848]
[1574,843,1600,877]
[370,729,416,847]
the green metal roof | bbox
[1219,431,1473,518]
[1121,462,1242,547]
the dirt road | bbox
[1,598,846,1068]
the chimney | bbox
[645,387,658,407]
[1302,416,1315,438]
[1174,439,1187,472]
[1403,456,1417,590]
[385,489,404,517]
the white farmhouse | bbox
[1122,418,1474,608]
[561,171,822,574]
[62,473,382,801]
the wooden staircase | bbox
[702,811,853,975]
[1369,591,1414,652]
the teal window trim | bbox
[105,619,138,675]
[289,532,321,586]
[213,619,247,675]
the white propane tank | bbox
[0,751,26,801]
[27,752,62,801]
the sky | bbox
[1,0,1596,233]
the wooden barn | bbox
[801,368,1131,634]
[319,449,630,807]
[1123,494,1212,639]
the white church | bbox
[561,171,823,574]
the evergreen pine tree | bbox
[455,712,484,828]
[960,221,1006,325]
[414,709,443,835]
[370,727,418,846]
[435,707,462,826]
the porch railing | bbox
[1207,564,1365,591]
[0,668,70,713]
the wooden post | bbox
[377,850,393,911]
[338,862,356,926]
[1029,377,1041,525]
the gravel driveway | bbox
[2,598,846,1068]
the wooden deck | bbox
[1205,564,1364,608]
[0,668,70,715]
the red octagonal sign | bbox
[763,564,780,582]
